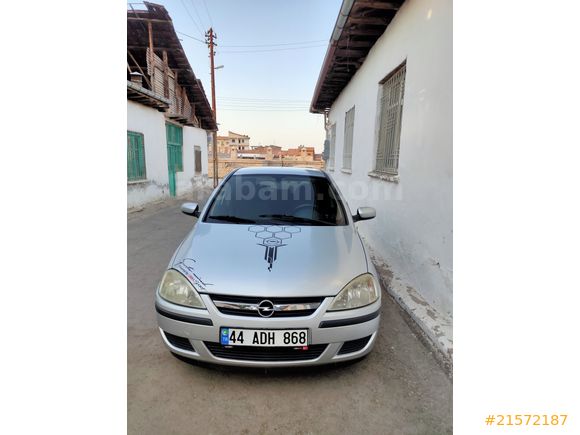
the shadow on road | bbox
[171,351,367,379]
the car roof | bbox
[232,166,326,177]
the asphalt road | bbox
[128,198,452,435]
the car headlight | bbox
[328,273,379,311]
[158,269,206,309]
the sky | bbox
[129,0,343,152]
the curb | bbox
[367,246,453,378]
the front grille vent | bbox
[210,294,325,318]
[164,331,195,352]
[204,342,327,362]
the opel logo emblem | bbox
[257,300,275,317]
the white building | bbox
[127,3,217,208]
[311,0,452,358]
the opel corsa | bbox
[155,167,381,367]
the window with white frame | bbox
[342,106,355,170]
[375,62,406,175]
[327,123,336,169]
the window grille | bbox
[343,106,355,170]
[376,62,406,174]
[127,131,146,181]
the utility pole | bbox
[206,27,218,188]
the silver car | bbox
[155,167,380,367]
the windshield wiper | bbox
[207,215,256,224]
[259,214,333,226]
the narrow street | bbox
[127,200,452,435]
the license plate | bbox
[220,327,309,347]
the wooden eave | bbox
[310,0,405,113]
[127,2,217,130]
[127,80,170,111]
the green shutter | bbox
[127,131,146,181]
[165,123,183,172]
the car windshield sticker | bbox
[248,225,301,271]
[173,258,213,290]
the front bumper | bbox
[155,292,381,367]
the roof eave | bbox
[127,2,217,131]
[310,0,404,113]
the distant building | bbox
[281,145,316,161]
[127,2,216,208]
[216,131,251,154]
[208,138,323,179]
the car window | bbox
[205,174,347,226]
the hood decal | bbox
[248,225,301,271]
[174,258,213,290]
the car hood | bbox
[171,222,368,298]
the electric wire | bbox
[219,104,309,108]
[177,30,206,44]
[178,31,328,53]
[188,0,208,31]
[219,39,327,48]
[220,107,308,113]
[179,0,204,37]
[201,0,213,27]
[219,44,326,54]
[218,97,309,102]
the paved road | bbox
[128,200,452,435]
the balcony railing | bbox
[146,48,199,127]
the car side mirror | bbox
[181,202,200,217]
[353,206,376,222]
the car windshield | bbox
[205,173,347,226]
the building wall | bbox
[326,0,452,317]
[127,100,209,208]
[177,125,209,197]
[127,100,169,207]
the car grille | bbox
[164,331,195,352]
[337,335,372,355]
[210,294,325,318]
[204,342,328,362]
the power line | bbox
[217,100,311,110]
[219,44,326,54]
[222,105,307,107]
[177,31,328,51]
[220,108,308,113]
[217,99,310,105]
[201,0,213,27]
[220,106,309,110]
[219,101,309,106]
[220,110,309,112]
[177,30,206,44]
[188,0,208,31]
[218,102,309,107]
[218,97,310,102]
[179,0,204,37]
[219,39,327,48]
